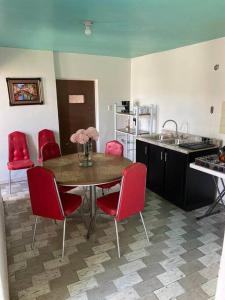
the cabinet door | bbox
[164,149,187,206]
[148,143,164,196]
[136,140,150,187]
[136,140,148,166]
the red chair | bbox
[95,163,149,257]
[38,129,56,163]
[27,166,82,259]
[7,131,34,194]
[41,142,73,193]
[97,140,124,192]
[105,140,124,156]
[41,142,61,162]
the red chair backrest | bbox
[116,163,147,221]
[8,131,30,162]
[38,129,55,160]
[41,142,61,162]
[27,166,64,220]
[105,140,124,157]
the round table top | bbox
[43,153,132,186]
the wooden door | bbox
[56,80,96,155]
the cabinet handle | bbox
[145,146,147,155]
[160,151,163,161]
[165,152,167,162]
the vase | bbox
[78,139,93,167]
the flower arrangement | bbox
[70,127,99,144]
[70,127,99,167]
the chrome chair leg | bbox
[32,216,38,249]
[114,219,120,258]
[9,170,11,194]
[139,212,150,244]
[62,218,66,259]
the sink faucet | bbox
[162,119,178,137]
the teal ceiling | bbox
[1,0,225,58]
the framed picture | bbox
[6,78,44,106]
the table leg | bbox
[87,185,97,238]
[196,177,225,220]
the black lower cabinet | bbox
[164,149,187,207]
[148,144,164,196]
[136,140,218,211]
[136,140,150,188]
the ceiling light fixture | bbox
[84,21,93,36]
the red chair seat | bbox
[97,192,120,216]
[58,185,76,193]
[97,179,121,190]
[7,159,34,170]
[61,193,82,216]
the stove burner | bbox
[195,154,225,173]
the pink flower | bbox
[76,129,86,134]
[85,127,99,141]
[70,133,79,143]
[77,133,89,144]
[70,127,99,144]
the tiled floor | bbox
[2,182,225,300]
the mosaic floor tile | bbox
[154,281,185,300]
[113,272,143,290]
[157,268,185,286]
[2,182,224,300]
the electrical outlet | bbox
[107,105,112,111]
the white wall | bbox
[0,48,59,182]
[54,52,131,151]
[131,37,225,142]
[0,49,131,182]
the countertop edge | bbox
[136,137,218,154]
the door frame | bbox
[55,78,100,152]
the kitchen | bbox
[1,1,225,299]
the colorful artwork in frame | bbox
[6,78,44,106]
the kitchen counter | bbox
[137,135,219,155]
[136,134,220,211]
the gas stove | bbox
[195,154,225,173]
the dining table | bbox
[43,152,132,218]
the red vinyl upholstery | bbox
[116,163,147,221]
[96,163,148,257]
[27,166,82,221]
[105,140,124,157]
[41,142,61,162]
[38,129,56,163]
[98,140,124,190]
[41,142,73,193]
[7,131,34,170]
[97,163,147,221]
[97,192,120,216]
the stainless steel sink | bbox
[145,133,174,141]
[142,134,190,145]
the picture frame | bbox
[6,78,44,106]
